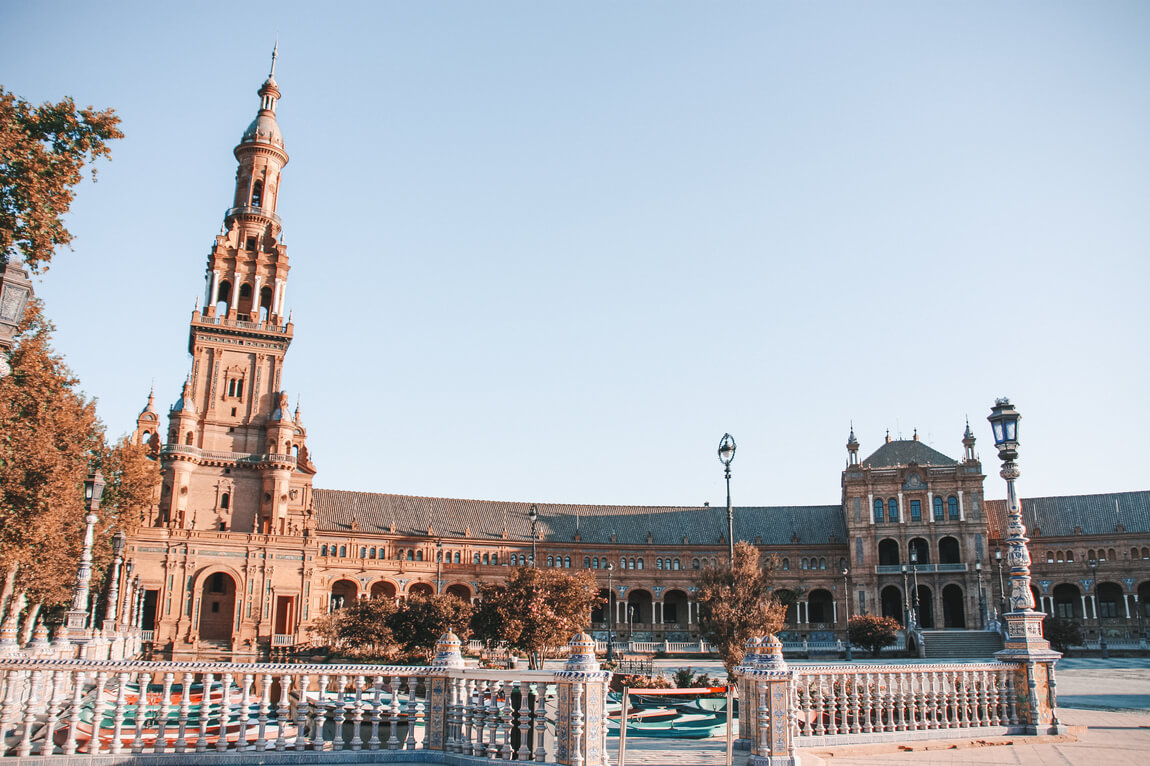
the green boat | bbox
[609,712,727,739]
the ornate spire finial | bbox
[270,39,278,78]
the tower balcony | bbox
[161,443,296,469]
[224,205,282,226]
[192,312,291,335]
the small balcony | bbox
[225,205,282,225]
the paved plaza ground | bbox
[602,657,1150,766]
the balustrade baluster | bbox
[194,671,213,752]
[499,681,514,760]
[62,669,87,755]
[469,678,484,755]
[152,671,173,754]
[236,672,253,750]
[215,672,232,752]
[517,680,532,760]
[131,669,151,753]
[814,676,826,736]
[313,674,329,751]
[485,680,500,758]
[275,672,291,750]
[845,671,858,735]
[349,674,364,750]
[107,670,130,754]
[405,675,420,749]
[879,672,892,732]
[977,670,990,727]
[1005,672,1018,726]
[1,670,25,753]
[860,671,872,733]
[294,673,310,751]
[465,678,479,756]
[533,683,550,763]
[37,669,62,756]
[945,671,957,728]
[892,673,905,732]
[387,674,401,749]
[173,671,192,753]
[368,675,383,750]
[449,676,464,754]
[255,672,272,750]
[332,673,347,750]
[961,670,973,728]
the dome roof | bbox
[242,112,283,148]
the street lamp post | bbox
[910,548,921,629]
[841,566,853,661]
[976,561,987,629]
[902,563,912,629]
[527,505,538,568]
[606,562,615,661]
[65,471,106,639]
[436,539,443,595]
[103,531,127,630]
[1089,558,1108,659]
[717,433,736,563]
[994,548,1006,622]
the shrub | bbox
[847,614,901,657]
[1042,616,1083,653]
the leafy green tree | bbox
[472,567,602,669]
[1,88,123,273]
[694,541,786,677]
[1042,616,1083,653]
[336,597,396,653]
[847,614,902,657]
[387,593,472,660]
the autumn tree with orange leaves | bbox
[472,567,602,669]
[1,87,123,274]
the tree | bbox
[333,597,396,654]
[472,567,602,669]
[693,541,786,677]
[100,436,161,535]
[0,300,106,626]
[1042,616,1083,653]
[387,593,472,660]
[1,88,123,273]
[847,614,901,657]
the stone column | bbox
[737,634,799,766]
[553,633,610,766]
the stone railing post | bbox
[553,632,611,766]
[425,630,465,750]
[734,636,759,750]
[740,633,799,766]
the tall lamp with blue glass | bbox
[988,398,1064,734]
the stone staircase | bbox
[920,629,1003,659]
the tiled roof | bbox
[985,490,1150,539]
[312,489,847,547]
[862,440,957,468]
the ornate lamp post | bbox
[606,562,615,661]
[909,547,921,628]
[976,561,987,629]
[841,565,853,661]
[65,471,106,639]
[0,254,33,378]
[994,548,1006,622]
[1088,558,1108,658]
[103,531,127,630]
[527,505,538,568]
[901,563,912,629]
[987,397,1054,656]
[435,539,443,595]
[717,433,736,563]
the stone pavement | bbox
[604,657,1150,766]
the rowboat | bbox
[609,712,728,739]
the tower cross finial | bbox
[270,39,278,78]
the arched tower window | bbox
[887,498,899,522]
[947,496,959,520]
[238,283,254,316]
[216,280,232,316]
[251,179,263,207]
[873,499,884,523]
[220,492,230,510]
[259,286,273,322]
[933,496,944,520]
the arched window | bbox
[321,544,328,556]
[185,431,194,445]
[369,548,376,559]
[482,553,489,565]
[547,556,554,567]
[360,547,367,558]
[492,553,499,565]
[474,553,481,564]
[819,558,827,569]
[407,550,415,561]
[416,550,423,561]
[1088,549,1096,562]
[657,558,663,570]
[1143,547,1149,560]
[801,558,809,570]
[673,559,680,570]
[251,179,263,207]
[220,492,230,510]
[216,280,232,315]
[1108,548,1116,560]
[593,557,600,569]
[910,500,921,521]
[933,496,944,520]
[947,496,959,520]
[1066,550,1074,562]
[887,498,899,522]
[1133,548,1140,560]
[511,553,518,566]
[339,546,347,557]
[259,286,273,323]
[873,499,884,523]
[634,558,641,569]
[585,556,591,568]
[1047,551,1055,563]
[1056,551,1064,563]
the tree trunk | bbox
[0,562,18,625]
[20,601,42,644]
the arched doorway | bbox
[915,585,935,629]
[878,539,900,565]
[408,582,434,599]
[370,581,397,600]
[198,571,236,641]
[445,584,472,603]
[627,590,653,628]
[881,585,905,625]
[908,538,931,565]
[1053,583,1082,619]
[807,589,834,625]
[663,589,689,628]
[774,589,798,627]
[330,579,358,611]
[942,584,966,628]
[938,537,961,564]
[1139,581,1150,625]
[591,589,609,624]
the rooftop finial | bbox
[270,39,278,78]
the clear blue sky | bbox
[3,2,1147,508]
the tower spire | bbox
[269,39,278,78]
